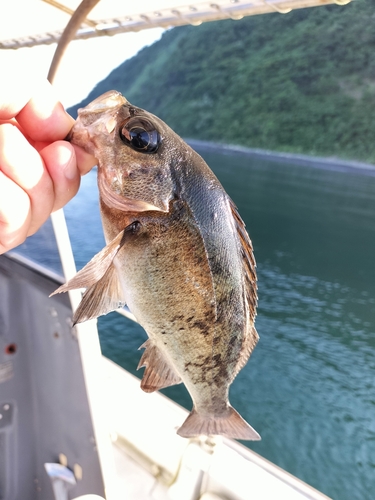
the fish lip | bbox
[66,91,127,151]
[65,121,95,154]
[65,127,74,142]
[98,170,170,213]
[78,90,127,116]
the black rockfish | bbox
[53,91,260,440]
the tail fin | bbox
[177,406,260,441]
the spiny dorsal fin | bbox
[229,198,259,377]
[51,229,126,295]
[229,198,257,321]
[137,339,182,393]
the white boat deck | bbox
[103,357,332,500]
[0,252,332,499]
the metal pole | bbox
[47,0,100,83]
[47,2,118,497]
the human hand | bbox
[0,79,96,254]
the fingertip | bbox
[41,140,76,176]
[60,142,79,180]
[73,144,97,175]
[0,77,38,120]
[40,141,81,211]
[16,80,75,142]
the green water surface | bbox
[63,149,375,500]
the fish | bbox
[53,90,260,440]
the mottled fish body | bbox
[53,91,260,440]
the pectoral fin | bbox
[50,226,134,324]
[138,340,182,393]
[51,229,126,295]
[71,264,125,324]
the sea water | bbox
[19,147,375,500]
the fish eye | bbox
[119,117,161,153]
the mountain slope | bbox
[70,0,375,162]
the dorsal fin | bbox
[229,198,259,377]
[229,198,257,321]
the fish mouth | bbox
[66,91,128,152]
[65,128,74,142]
[98,170,169,213]
[79,90,128,115]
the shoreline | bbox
[186,139,375,176]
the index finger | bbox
[16,80,75,142]
[0,77,96,173]
[0,78,37,120]
[0,78,74,142]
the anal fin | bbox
[137,340,182,393]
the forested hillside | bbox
[70,0,375,162]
